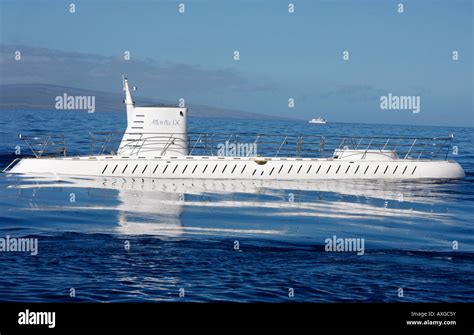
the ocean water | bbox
[0,110,473,302]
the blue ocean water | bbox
[0,110,473,302]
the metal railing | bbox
[334,135,454,160]
[16,131,454,161]
[89,132,189,156]
[18,134,67,158]
[87,132,454,160]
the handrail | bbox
[189,134,202,155]
[88,132,454,160]
[2,158,20,173]
[18,134,67,158]
[275,135,288,157]
[16,131,455,161]
[405,139,417,159]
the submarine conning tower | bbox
[118,78,188,157]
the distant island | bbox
[0,83,292,120]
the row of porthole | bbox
[101,163,418,176]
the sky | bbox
[0,0,472,126]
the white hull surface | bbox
[8,155,465,180]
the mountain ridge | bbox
[0,83,294,120]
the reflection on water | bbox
[5,174,472,251]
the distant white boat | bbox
[309,117,327,124]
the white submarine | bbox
[4,78,465,180]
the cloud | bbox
[0,44,275,98]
